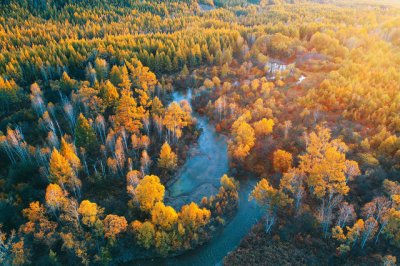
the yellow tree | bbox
[110,65,122,87]
[179,203,211,229]
[158,142,178,171]
[136,89,152,109]
[299,126,359,236]
[11,240,28,266]
[212,174,239,215]
[384,208,400,247]
[163,102,190,141]
[45,183,67,216]
[100,80,119,109]
[253,118,274,137]
[151,96,164,117]
[118,65,131,90]
[60,137,81,173]
[128,59,157,92]
[49,148,81,197]
[75,113,99,156]
[134,175,165,212]
[280,169,305,213]
[114,89,145,134]
[179,202,211,245]
[250,178,292,232]
[180,203,211,228]
[21,201,58,247]
[151,202,178,231]
[273,149,293,173]
[299,126,350,197]
[228,114,255,161]
[23,201,46,222]
[103,214,128,242]
[346,219,365,246]
[78,200,102,227]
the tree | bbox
[0,229,18,265]
[384,208,400,247]
[60,137,81,173]
[163,102,191,140]
[332,226,346,242]
[337,202,356,228]
[203,78,214,89]
[75,113,99,155]
[345,160,361,182]
[280,169,305,213]
[299,126,351,197]
[158,142,177,171]
[60,72,77,94]
[346,219,365,247]
[180,64,189,77]
[78,200,102,227]
[94,58,109,82]
[140,150,152,174]
[30,83,45,117]
[49,148,81,197]
[179,202,211,233]
[100,80,119,110]
[383,255,397,266]
[110,65,122,87]
[10,239,29,266]
[253,118,274,137]
[212,174,239,215]
[126,170,141,188]
[361,217,378,248]
[273,149,293,173]
[284,120,292,139]
[154,230,174,255]
[135,175,165,212]
[151,202,178,231]
[103,214,128,241]
[228,114,255,161]
[45,183,66,215]
[250,178,292,232]
[0,77,22,113]
[114,89,145,134]
[299,126,358,236]
[21,201,58,247]
[151,96,164,117]
[118,65,131,90]
[132,221,155,249]
[128,59,157,91]
[23,201,46,222]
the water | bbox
[166,89,229,208]
[135,89,262,266]
[167,178,261,266]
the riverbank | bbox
[124,88,262,265]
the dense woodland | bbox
[1,0,400,265]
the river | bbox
[136,89,262,266]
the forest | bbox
[0,0,400,265]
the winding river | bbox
[165,89,230,209]
[138,89,262,266]
[135,61,305,266]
